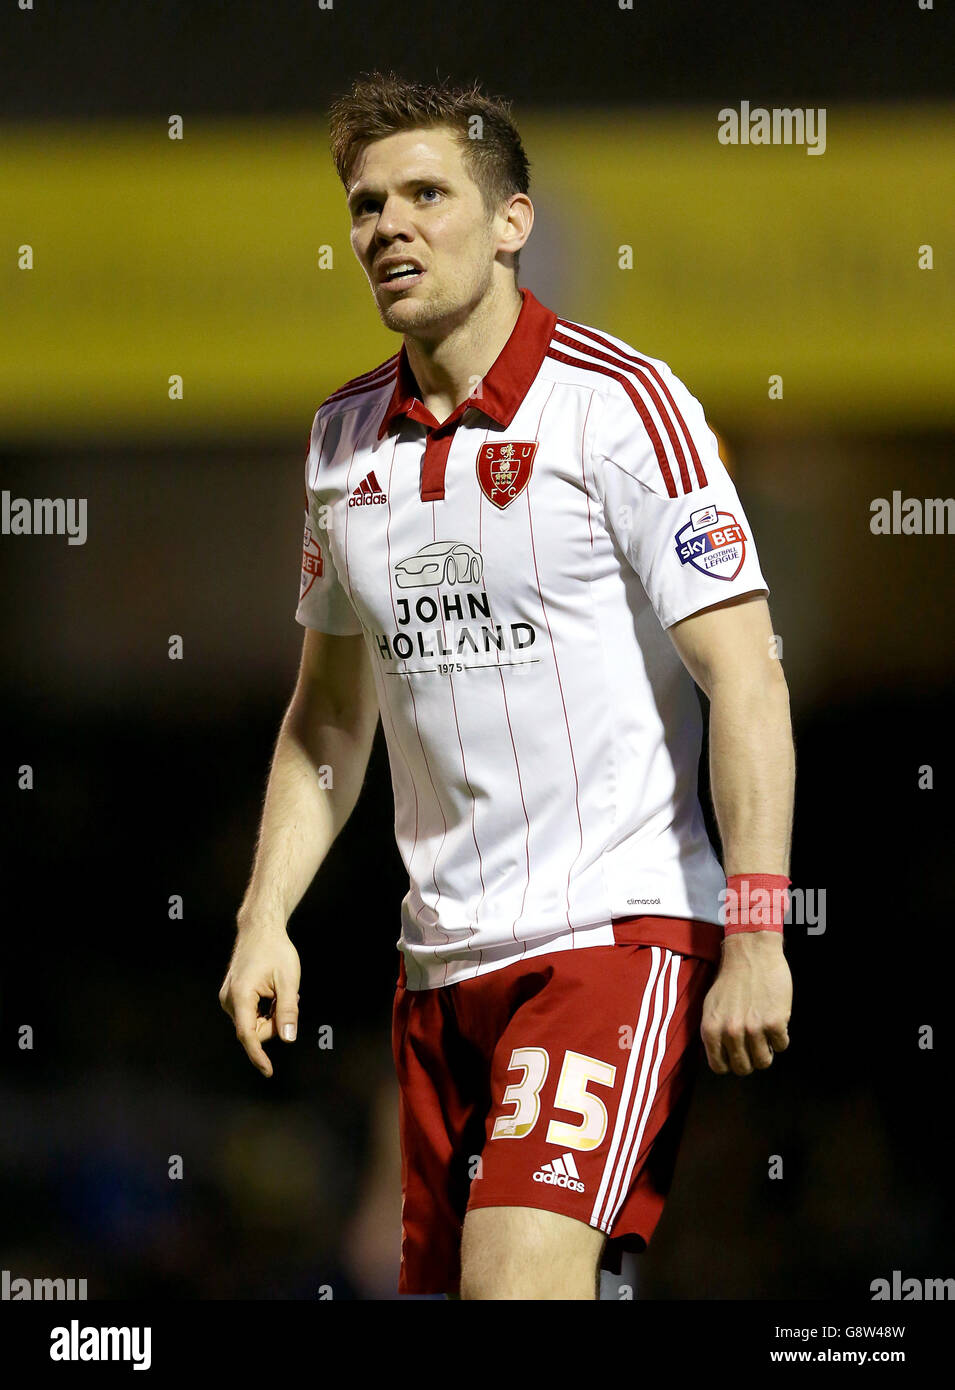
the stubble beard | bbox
[375,258,495,342]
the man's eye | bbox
[353,189,440,216]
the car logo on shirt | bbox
[394,542,484,588]
[476,441,537,510]
[674,506,747,580]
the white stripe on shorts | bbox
[590,947,683,1233]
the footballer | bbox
[219,71,795,1301]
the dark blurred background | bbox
[1,0,953,1300]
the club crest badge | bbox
[476,440,538,510]
[674,504,747,581]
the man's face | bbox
[347,126,504,339]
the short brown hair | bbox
[329,70,531,278]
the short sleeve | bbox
[592,368,770,630]
[294,414,363,635]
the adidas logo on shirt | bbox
[533,1152,585,1193]
[349,470,387,507]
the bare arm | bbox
[237,627,380,929]
[219,627,379,1075]
[668,591,795,1076]
[669,591,794,878]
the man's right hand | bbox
[218,925,301,1078]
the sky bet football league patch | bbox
[674,504,747,581]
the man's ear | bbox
[498,193,534,259]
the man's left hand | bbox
[700,933,792,1075]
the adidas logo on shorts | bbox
[533,1152,585,1193]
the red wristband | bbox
[721,873,790,935]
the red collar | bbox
[376,286,558,440]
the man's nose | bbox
[374,197,413,241]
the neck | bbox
[404,279,523,425]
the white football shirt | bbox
[296,288,770,990]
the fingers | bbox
[702,1029,730,1075]
[218,930,302,1076]
[274,973,300,1044]
[219,974,301,1076]
[703,1021,790,1076]
[218,977,235,1020]
[721,1025,756,1075]
[233,990,274,1078]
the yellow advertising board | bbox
[1,106,951,439]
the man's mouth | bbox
[379,262,425,290]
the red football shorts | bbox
[391,926,719,1295]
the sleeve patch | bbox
[674,506,747,581]
[300,522,324,598]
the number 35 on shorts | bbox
[491,1047,616,1151]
